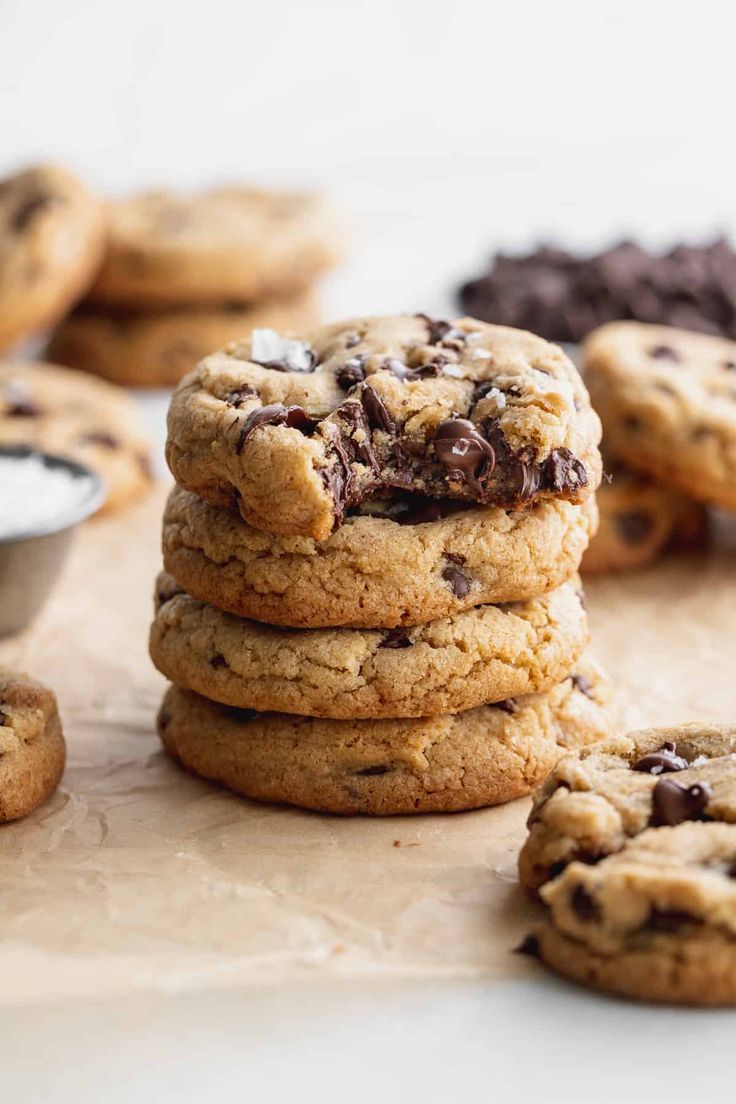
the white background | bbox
[3,1,736,1099]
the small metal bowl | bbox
[0,446,105,636]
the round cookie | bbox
[0,165,105,352]
[582,461,707,574]
[583,321,736,511]
[157,658,612,815]
[519,724,736,892]
[533,823,736,1005]
[0,666,66,821]
[149,572,589,719]
[166,314,602,539]
[46,291,320,389]
[0,361,152,513]
[162,486,598,628]
[88,187,342,307]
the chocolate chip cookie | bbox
[0,361,152,513]
[0,666,65,821]
[584,321,736,510]
[88,186,342,307]
[166,315,602,540]
[162,486,598,628]
[157,657,611,815]
[149,572,588,719]
[582,461,706,574]
[46,290,320,389]
[518,725,736,1002]
[0,165,105,352]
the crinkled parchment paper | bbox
[0,482,734,1005]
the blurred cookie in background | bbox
[458,238,736,344]
[582,461,707,575]
[0,666,65,822]
[0,361,152,512]
[46,290,320,388]
[87,186,344,308]
[0,164,105,353]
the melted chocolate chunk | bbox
[336,357,366,390]
[570,884,600,922]
[615,509,654,544]
[224,386,256,407]
[79,431,119,450]
[514,934,540,958]
[649,345,681,362]
[570,673,594,699]
[650,778,711,827]
[11,193,58,232]
[337,401,379,472]
[2,383,41,417]
[355,764,392,776]
[441,554,472,598]
[361,385,396,434]
[209,653,228,668]
[632,741,688,775]
[433,417,496,494]
[380,628,413,649]
[235,403,317,454]
[541,449,588,494]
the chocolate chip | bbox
[336,401,379,472]
[235,403,317,454]
[650,778,711,827]
[632,741,688,775]
[514,934,540,958]
[361,385,396,434]
[79,431,119,450]
[380,628,413,649]
[416,313,453,344]
[378,495,467,525]
[224,386,256,407]
[385,357,443,381]
[646,909,697,933]
[11,193,58,232]
[495,698,518,714]
[209,653,228,668]
[355,764,391,776]
[649,345,681,362]
[570,884,600,922]
[344,333,361,349]
[541,449,588,494]
[441,555,472,598]
[336,357,366,390]
[570,673,594,699]
[615,509,654,544]
[433,417,496,494]
[2,383,41,417]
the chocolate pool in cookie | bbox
[166,315,603,540]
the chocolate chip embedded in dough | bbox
[650,778,711,827]
[354,764,392,777]
[441,554,473,598]
[224,386,256,407]
[360,384,396,434]
[380,628,413,649]
[336,357,366,390]
[495,699,518,715]
[570,673,594,699]
[433,417,496,494]
[632,741,688,775]
[570,884,600,922]
[209,653,228,668]
[235,403,317,455]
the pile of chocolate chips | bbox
[457,238,736,343]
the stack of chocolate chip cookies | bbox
[150,314,612,815]
[47,186,341,388]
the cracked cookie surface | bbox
[157,657,611,815]
[149,572,588,719]
[0,666,65,821]
[88,186,342,307]
[0,361,152,513]
[584,321,736,510]
[47,290,319,388]
[162,486,597,628]
[166,314,602,539]
[0,164,105,352]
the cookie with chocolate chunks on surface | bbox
[519,724,736,893]
[0,361,153,513]
[149,572,589,719]
[162,486,598,628]
[87,186,342,307]
[0,666,66,821]
[157,657,611,815]
[584,321,736,511]
[46,290,320,389]
[0,165,105,353]
[581,460,706,574]
[166,315,602,540]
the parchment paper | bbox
[0,482,734,1005]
